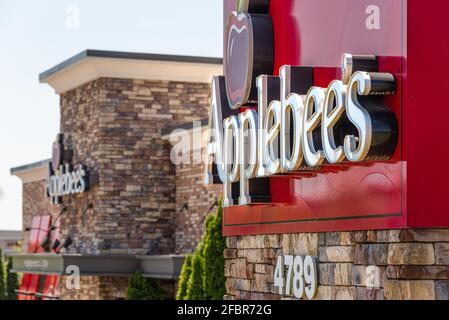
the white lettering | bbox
[365,5,381,30]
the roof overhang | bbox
[0,230,22,241]
[10,159,50,183]
[40,50,223,94]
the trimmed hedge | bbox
[0,250,5,300]
[6,257,19,300]
[177,198,225,300]
[176,254,192,300]
[202,202,226,299]
[126,272,166,300]
[185,249,204,300]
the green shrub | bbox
[5,257,19,300]
[185,249,204,300]
[177,198,226,300]
[176,254,193,300]
[126,272,166,300]
[203,201,226,300]
[0,250,5,300]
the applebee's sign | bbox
[46,134,89,204]
[205,0,398,208]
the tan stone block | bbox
[319,263,336,285]
[388,243,435,265]
[436,281,449,300]
[331,286,355,300]
[255,264,266,274]
[238,249,265,263]
[319,246,354,263]
[225,260,233,277]
[435,243,449,265]
[400,229,449,242]
[235,290,251,300]
[386,265,449,280]
[354,231,367,243]
[265,265,275,283]
[233,258,248,279]
[314,285,332,300]
[352,265,384,288]
[226,237,237,249]
[367,231,377,242]
[263,235,280,248]
[235,279,251,292]
[237,236,265,249]
[246,264,255,280]
[325,233,340,245]
[223,249,237,259]
[335,263,352,286]
[226,278,237,295]
[281,234,293,255]
[355,244,388,265]
[263,248,277,259]
[355,288,385,300]
[340,232,355,246]
[251,273,269,293]
[376,230,401,243]
[384,280,435,300]
[292,233,319,256]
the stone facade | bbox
[58,78,212,256]
[22,179,60,240]
[19,77,221,299]
[224,229,449,300]
[174,155,222,254]
[57,276,175,300]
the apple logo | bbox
[224,0,274,109]
[51,134,65,172]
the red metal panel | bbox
[18,215,61,300]
[406,0,449,228]
[222,0,414,235]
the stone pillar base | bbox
[224,229,449,300]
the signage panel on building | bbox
[46,134,89,204]
[206,0,410,235]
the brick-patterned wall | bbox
[174,153,222,254]
[22,179,61,248]
[58,78,212,255]
[58,276,129,300]
[57,276,175,300]
[224,229,449,300]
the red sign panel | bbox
[18,216,60,300]
[221,0,449,235]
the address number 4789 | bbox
[274,255,318,300]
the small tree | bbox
[185,250,204,300]
[126,272,166,300]
[6,257,19,300]
[176,254,193,300]
[202,200,226,300]
[0,250,5,300]
[178,198,226,300]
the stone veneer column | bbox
[174,146,222,254]
[58,78,212,256]
[50,77,213,299]
[224,230,449,300]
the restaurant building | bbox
[9,0,449,301]
[10,50,222,300]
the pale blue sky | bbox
[0,0,223,230]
